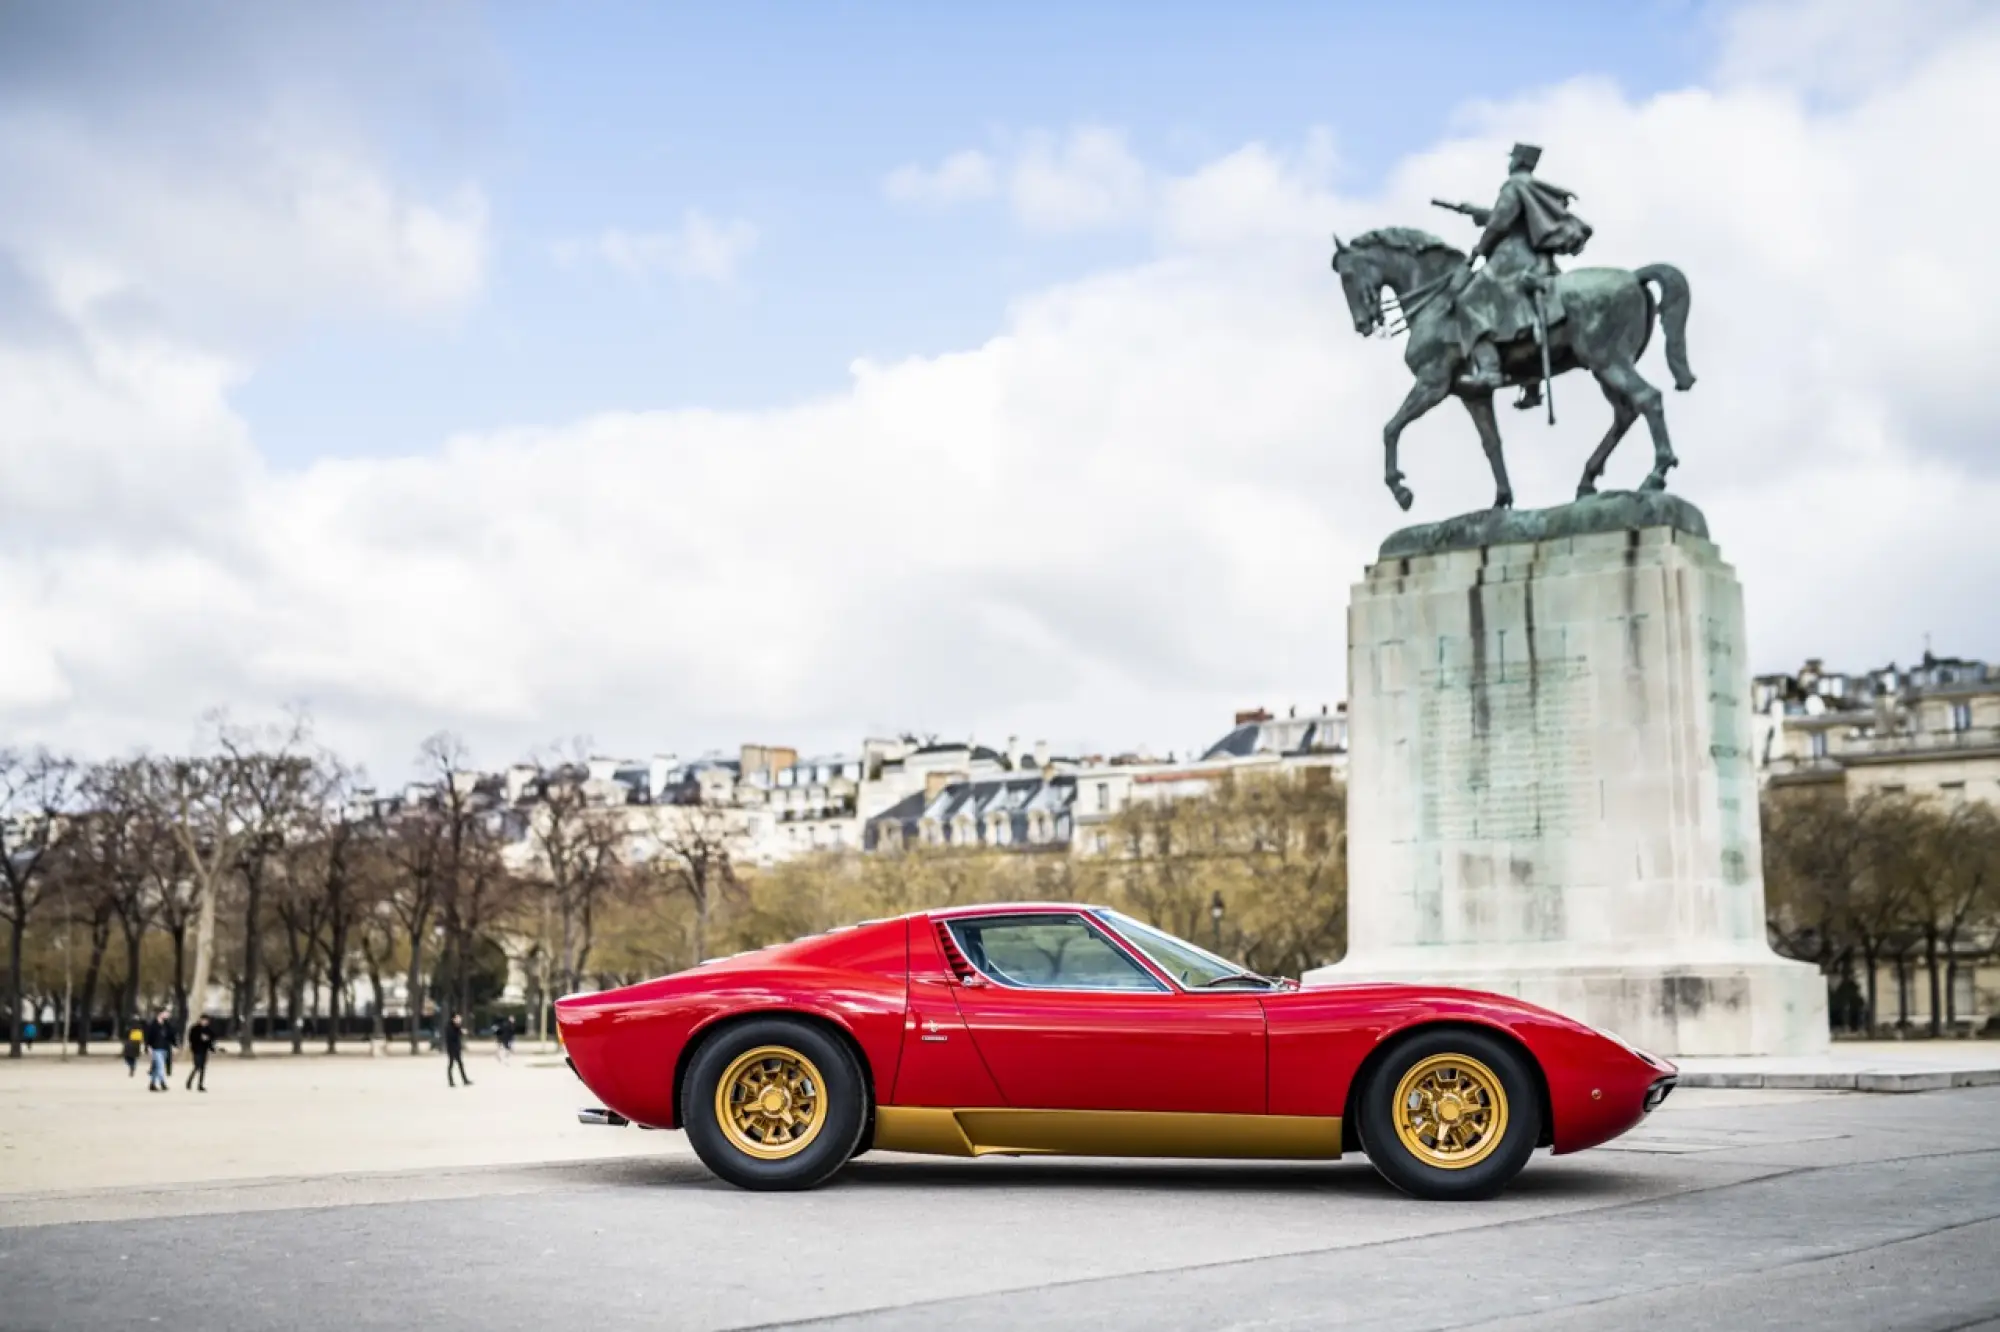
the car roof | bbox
[923,901,1114,920]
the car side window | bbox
[946,914,1165,992]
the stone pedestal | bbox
[1303,494,1828,1057]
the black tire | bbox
[1359,1027,1541,1201]
[681,1017,867,1191]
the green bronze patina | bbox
[1377,489,1709,559]
[1330,143,1698,516]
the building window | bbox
[1809,731,1828,759]
[1950,702,1973,733]
[1096,782,1109,812]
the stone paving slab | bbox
[3,1089,1996,1332]
[1674,1041,2000,1092]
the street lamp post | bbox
[1210,891,1226,953]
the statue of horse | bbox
[1329,228,1696,512]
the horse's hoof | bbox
[1393,486,1414,512]
[1494,494,1514,510]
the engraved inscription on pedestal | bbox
[1702,609,1760,909]
[1416,657,1595,842]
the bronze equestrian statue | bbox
[1331,143,1696,512]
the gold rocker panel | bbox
[872,1106,1343,1160]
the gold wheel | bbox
[1391,1052,1509,1170]
[713,1045,829,1160]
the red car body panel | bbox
[558,916,910,1130]
[1258,983,1670,1153]
[554,903,1674,1158]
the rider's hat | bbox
[1509,142,1543,169]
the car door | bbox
[941,911,1266,1114]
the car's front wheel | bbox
[1359,1027,1541,1201]
[682,1018,867,1191]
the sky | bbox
[2,0,1997,784]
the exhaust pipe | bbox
[577,1106,630,1127]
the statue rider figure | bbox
[1447,143,1593,411]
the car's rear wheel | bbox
[683,1018,867,1191]
[1359,1027,1540,1201]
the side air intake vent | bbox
[934,921,976,983]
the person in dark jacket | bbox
[444,1013,472,1087]
[494,1014,515,1064]
[121,1024,143,1076]
[142,1010,172,1092]
[184,1015,218,1091]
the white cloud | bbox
[1714,0,1987,100]
[883,149,998,205]
[1008,126,1150,232]
[6,1,2000,778]
[554,211,759,283]
[0,57,489,346]
[887,127,1152,233]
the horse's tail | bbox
[1636,263,1696,391]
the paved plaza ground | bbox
[2,1047,1997,1330]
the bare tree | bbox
[47,827,118,1054]
[219,717,318,1055]
[349,830,404,1049]
[649,798,742,965]
[389,733,502,1042]
[433,803,518,1023]
[384,792,445,1053]
[310,762,368,1052]
[1,749,80,1058]
[518,747,627,1015]
[1762,785,1869,981]
[273,836,331,1054]
[152,713,286,1040]
[1851,793,1930,1030]
[1913,802,2000,1031]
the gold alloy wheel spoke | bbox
[715,1045,829,1161]
[1391,1053,1509,1170]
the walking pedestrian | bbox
[495,1014,515,1064]
[444,1013,472,1088]
[122,1024,143,1077]
[143,1009,173,1092]
[184,1014,218,1092]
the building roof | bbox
[1199,711,1345,761]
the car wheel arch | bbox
[671,1007,877,1133]
[1340,1019,1554,1153]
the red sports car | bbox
[555,902,1677,1200]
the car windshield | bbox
[1096,910,1273,989]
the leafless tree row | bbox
[1764,787,2000,1033]
[1,716,727,1059]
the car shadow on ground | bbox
[531,1152,1651,1202]
[835,1154,1648,1200]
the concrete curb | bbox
[1678,1068,2000,1093]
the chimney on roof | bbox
[1235,707,1273,725]
[1033,739,1050,769]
